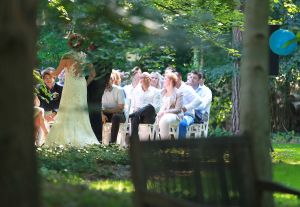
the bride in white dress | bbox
[44,44,100,147]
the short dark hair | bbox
[131,66,142,74]
[191,71,201,80]
[199,71,205,79]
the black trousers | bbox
[103,112,126,143]
[87,78,106,142]
[130,104,156,137]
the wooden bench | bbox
[130,136,300,207]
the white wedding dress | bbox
[44,65,99,147]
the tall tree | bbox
[240,0,273,206]
[0,1,39,207]
[231,26,242,134]
[231,0,245,134]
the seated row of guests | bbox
[36,65,211,143]
[102,66,212,141]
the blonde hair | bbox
[150,72,163,89]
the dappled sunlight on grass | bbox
[273,144,300,206]
[42,180,133,207]
[89,180,134,193]
[38,143,300,206]
[274,193,300,207]
[272,144,300,164]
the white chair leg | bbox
[169,125,179,139]
[138,124,149,141]
[102,123,112,145]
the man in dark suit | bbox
[87,60,111,142]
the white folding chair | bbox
[169,124,179,139]
[187,115,209,138]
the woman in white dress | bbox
[44,34,99,147]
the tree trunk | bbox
[0,1,39,207]
[192,47,200,70]
[240,0,273,206]
[192,42,204,71]
[231,27,243,134]
[199,45,204,71]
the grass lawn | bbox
[272,144,300,207]
[37,145,133,207]
[38,143,300,207]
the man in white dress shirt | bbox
[102,75,126,143]
[191,71,212,123]
[123,66,142,102]
[175,71,202,139]
[129,72,161,137]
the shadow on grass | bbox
[42,180,133,207]
[38,145,133,207]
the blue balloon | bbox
[269,29,297,56]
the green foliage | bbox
[37,26,69,68]
[37,0,243,72]
[208,126,233,137]
[271,131,300,144]
[126,44,176,72]
[37,144,129,176]
[205,64,234,129]
[33,70,47,96]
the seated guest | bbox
[123,66,142,100]
[150,71,163,89]
[111,69,122,86]
[164,66,176,76]
[34,95,49,146]
[190,71,212,123]
[38,68,63,122]
[129,72,161,137]
[175,71,202,139]
[101,75,126,143]
[186,72,192,86]
[123,66,142,115]
[157,72,183,140]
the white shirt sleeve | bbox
[184,87,202,111]
[117,87,125,105]
[198,87,212,110]
[152,88,161,113]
